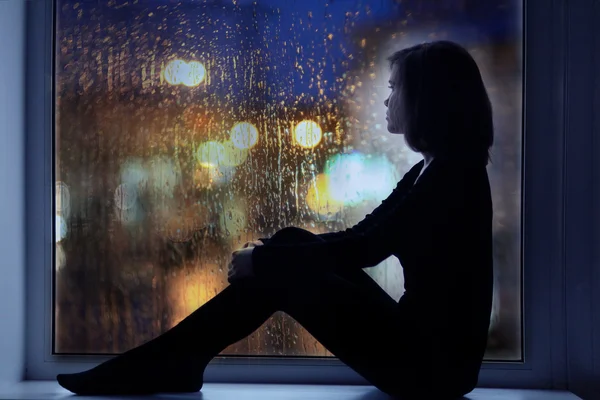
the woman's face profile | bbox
[384,63,405,135]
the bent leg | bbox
[57,226,410,396]
[265,227,398,307]
[240,227,410,394]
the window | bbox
[26,0,567,387]
[52,0,522,360]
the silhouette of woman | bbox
[57,40,494,399]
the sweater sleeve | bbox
[256,163,420,248]
[252,166,452,277]
[314,184,408,243]
[311,163,424,242]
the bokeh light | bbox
[167,262,225,329]
[164,59,206,87]
[193,164,234,188]
[305,173,344,218]
[184,61,207,87]
[294,120,323,148]
[120,158,149,190]
[230,122,259,149]
[196,141,226,168]
[54,0,523,360]
[221,140,249,167]
[325,152,398,206]
[114,183,138,210]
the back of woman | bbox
[384,41,495,395]
[395,157,493,395]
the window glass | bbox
[54,0,522,360]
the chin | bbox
[386,124,403,134]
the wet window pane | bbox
[54,0,522,360]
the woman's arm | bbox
[311,161,427,241]
[252,161,462,277]
[258,161,423,245]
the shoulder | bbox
[410,157,490,207]
[421,157,487,185]
[389,160,426,195]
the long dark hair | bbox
[388,41,494,165]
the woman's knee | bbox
[268,226,324,244]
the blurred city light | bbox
[305,173,344,218]
[120,158,149,190]
[221,140,249,167]
[196,141,226,168]
[114,183,138,210]
[294,120,323,148]
[164,59,206,87]
[325,152,398,206]
[230,122,259,149]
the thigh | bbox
[266,227,398,306]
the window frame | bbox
[24,0,569,388]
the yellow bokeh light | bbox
[194,165,222,188]
[196,140,248,169]
[221,140,249,167]
[196,141,225,168]
[230,122,259,149]
[305,174,344,217]
[167,262,225,328]
[294,120,323,148]
[164,59,206,87]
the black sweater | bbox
[252,156,494,380]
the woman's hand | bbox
[228,247,256,283]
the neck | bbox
[422,153,434,166]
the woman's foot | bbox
[56,334,207,395]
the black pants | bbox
[177,226,419,397]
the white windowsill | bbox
[0,382,583,400]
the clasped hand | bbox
[228,240,264,283]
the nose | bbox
[384,97,389,107]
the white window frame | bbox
[24,0,579,389]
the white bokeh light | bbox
[114,183,138,210]
[325,152,398,206]
[294,120,323,148]
[230,122,259,149]
[164,59,206,87]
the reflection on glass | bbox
[54,0,522,360]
